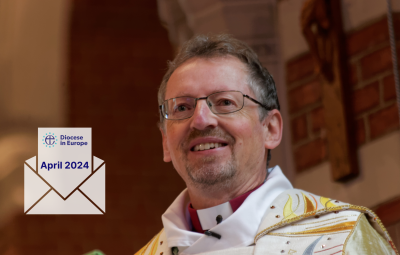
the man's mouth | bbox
[191,143,228,152]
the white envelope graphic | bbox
[24,155,105,214]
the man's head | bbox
[158,34,280,122]
[158,34,282,197]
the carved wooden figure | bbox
[301,0,359,181]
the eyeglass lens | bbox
[163,91,244,120]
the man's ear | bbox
[262,109,283,150]
[160,128,172,162]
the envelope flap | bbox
[27,190,102,214]
[80,161,105,212]
[93,156,104,170]
[24,162,51,212]
[26,156,36,171]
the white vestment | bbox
[135,166,398,255]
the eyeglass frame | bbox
[159,90,273,120]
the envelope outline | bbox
[24,156,105,214]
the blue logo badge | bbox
[43,132,58,148]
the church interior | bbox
[1,0,400,254]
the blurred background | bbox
[1,0,400,254]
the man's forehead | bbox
[165,56,250,99]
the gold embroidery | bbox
[135,230,160,255]
[305,218,347,229]
[149,229,163,255]
[292,215,357,226]
[309,194,318,211]
[254,204,399,255]
[284,194,299,220]
[288,249,297,254]
[267,221,355,236]
[303,221,355,234]
[302,193,315,214]
[134,245,147,255]
[320,196,336,208]
[267,230,351,237]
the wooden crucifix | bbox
[301,0,359,181]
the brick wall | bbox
[287,14,400,173]
[374,196,400,249]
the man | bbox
[135,34,398,255]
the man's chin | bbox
[186,163,237,188]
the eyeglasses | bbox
[159,90,271,120]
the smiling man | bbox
[161,55,282,211]
[135,35,397,255]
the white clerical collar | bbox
[161,165,293,255]
[188,182,263,232]
[196,201,233,230]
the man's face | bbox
[161,56,269,190]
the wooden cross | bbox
[301,0,359,181]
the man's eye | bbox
[175,105,189,112]
[222,100,232,106]
[217,99,235,106]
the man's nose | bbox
[189,99,218,130]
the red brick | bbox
[288,79,322,113]
[291,115,308,143]
[383,74,397,101]
[286,53,315,84]
[375,195,400,226]
[310,107,325,132]
[346,17,389,56]
[294,138,327,173]
[356,118,366,146]
[369,103,400,139]
[352,81,380,114]
[360,46,393,80]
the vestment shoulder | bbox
[134,229,171,255]
[254,189,399,255]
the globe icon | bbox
[45,135,56,145]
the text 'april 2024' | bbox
[40,161,90,171]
